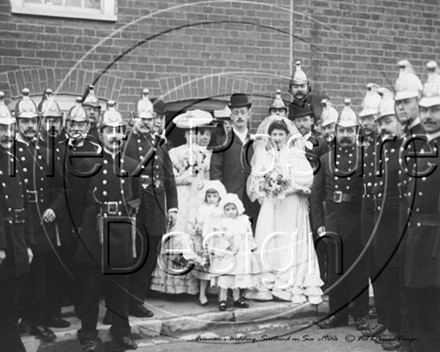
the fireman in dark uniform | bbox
[56,98,103,324]
[15,89,65,341]
[71,101,140,351]
[288,61,330,125]
[394,61,425,352]
[357,84,383,337]
[123,89,178,317]
[0,91,35,352]
[403,61,440,352]
[82,84,102,141]
[312,101,369,330]
[369,92,407,349]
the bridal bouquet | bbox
[256,165,292,200]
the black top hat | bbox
[228,93,252,109]
[153,98,166,115]
[288,103,314,119]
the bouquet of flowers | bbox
[256,165,292,200]
[176,147,210,180]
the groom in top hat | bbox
[210,93,260,230]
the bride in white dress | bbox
[244,116,323,305]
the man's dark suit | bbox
[209,129,260,229]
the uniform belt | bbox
[2,208,26,224]
[411,214,440,227]
[27,190,38,203]
[98,201,123,216]
[326,191,360,203]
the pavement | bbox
[22,292,330,352]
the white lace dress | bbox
[244,145,323,304]
[150,143,211,295]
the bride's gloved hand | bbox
[299,187,311,196]
[317,226,326,237]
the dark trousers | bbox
[327,236,369,321]
[0,278,26,352]
[313,234,329,289]
[128,234,162,307]
[368,248,388,326]
[376,265,401,332]
[21,251,51,323]
[129,189,167,306]
[406,287,440,352]
[77,264,130,341]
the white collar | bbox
[16,133,32,146]
[68,138,84,148]
[410,117,421,129]
[426,130,440,142]
[233,127,248,143]
[103,147,119,158]
[304,132,312,140]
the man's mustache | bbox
[340,137,351,143]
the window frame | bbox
[11,0,117,22]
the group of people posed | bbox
[1,58,440,352]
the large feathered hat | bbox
[359,83,381,117]
[419,61,440,108]
[394,60,423,101]
[213,105,231,120]
[172,109,213,129]
[337,99,358,127]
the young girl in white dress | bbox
[209,194,260,311]
[186,180,226,306]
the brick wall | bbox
[1,0,440,130]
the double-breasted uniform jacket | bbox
[123,131,178,237]
[0,149,35,280]
[373,136,404,267]
[306,134,328,174]
[398,123,425,224]
[55,134,103,245]
[71,149,141,267]
[209,129,260,223]
[405,134,440,288]
[311,143,363,240]
[360,133,380,245]
[15,136,65,254]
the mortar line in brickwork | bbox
[290,0,293,76]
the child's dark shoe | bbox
[233,299,249,308]
[219,300,227,311]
